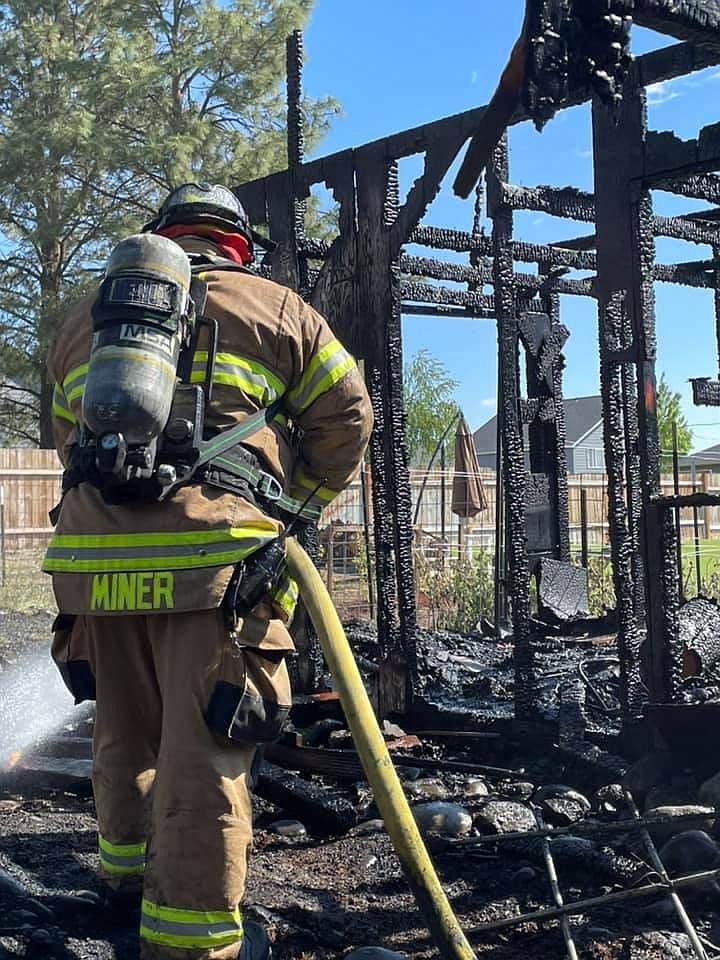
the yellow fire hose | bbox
[286,538,477,960]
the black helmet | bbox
[145,181,253,246]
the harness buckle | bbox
[256,471,283,502]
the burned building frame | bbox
[235,16,720,729]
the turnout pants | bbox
[64,609,286,960]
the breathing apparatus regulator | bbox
[80,232,215,501]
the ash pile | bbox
[5,614,720,959]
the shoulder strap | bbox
[158,399,283,501]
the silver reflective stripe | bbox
[141,916,241,939]
[287,343,354,413]
[44,537,267,563]
[100,850,146,869]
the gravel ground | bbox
[0,615,716,960]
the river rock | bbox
[474,800,536,835]
[462,778,489,798]
[509,866,537,888]
[269,819,307,838]
[628,932,692,959]
[645,805,716,845]
[500,781,534,800]
[534,785,591,812]
[404,778,448,800]
[699,770,720,807]
[659,830,720,892]
[382,720,406,739]
[595,783,628,818]
[644,777,698,813]
[301,719,345,748]
[344,950,407,960]
[347,819,385,836]
[541,797,588,826]
[412,801,473,837]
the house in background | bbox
[473,395,605,474]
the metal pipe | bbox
[359,461,375,619]
[447,808,718,846]
[623,790,707,960]
[467,867,720,937]
[535,810,579,960]
[692,462,702,594]
[580,486,589,569]
[673,421,684,600]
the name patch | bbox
[90,572,175,611]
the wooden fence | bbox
[0,449,62,551]
[1,447,719,558]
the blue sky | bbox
[302,2,720,452]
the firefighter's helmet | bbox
[145,182,252,245]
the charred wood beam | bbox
[632,1,720,46]
[401,303,497,320]
[549,218,720,252]
[400,254,490,284]
[654,260,718,287]
[489,137,536,718]
[550,234,597,251]
[409,225,489,253]
[512,241,596,271]
[654,172,720,204]
[592,79,653,718]
[499,183,596,222]
[400,281,495,312]
[654,214,720,245]
[400,262,595,298]
[646,123,720,181]
[409,227,597,269]
[239,43,720,204]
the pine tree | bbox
[0,0,337,446]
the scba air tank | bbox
[82,234,193,445]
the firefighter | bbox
[43,183,373,959]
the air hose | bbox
[285,538,477,960]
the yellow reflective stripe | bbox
[63,363,88,403]
[99,836,146,857]
[63,363,88,392]
[192,350,285,405]
[43,525,276,549]
[140,898,243,950]
[142,901,241,926]
[53,402,76,424]
[98,835,146,875]
[287,339,356,413]
[292,467,339,504]
[272,574,299,621]
[52,384,76,424]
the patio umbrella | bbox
[451,415,487,518]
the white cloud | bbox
[470,70,478,85]
[646,79,682,106]
[480,397,496,408]
[576,148,593,160]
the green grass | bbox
[0,551,56,613]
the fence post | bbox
[580,487,589,569]
[326,527,335,596]
[703,470,713,542]
[0,484,5,586]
